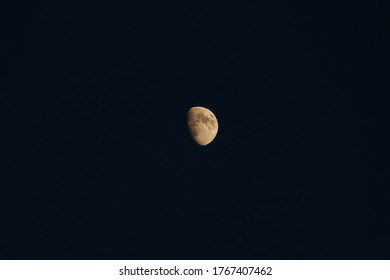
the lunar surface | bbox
[187,106,218,146]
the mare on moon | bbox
[187,106,218,146]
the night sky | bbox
[2,1,390,259]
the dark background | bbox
[2,1,390,259]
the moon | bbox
[187,106,218,146]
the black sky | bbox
[2,1,390,259]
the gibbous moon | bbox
[187,106,218,146]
